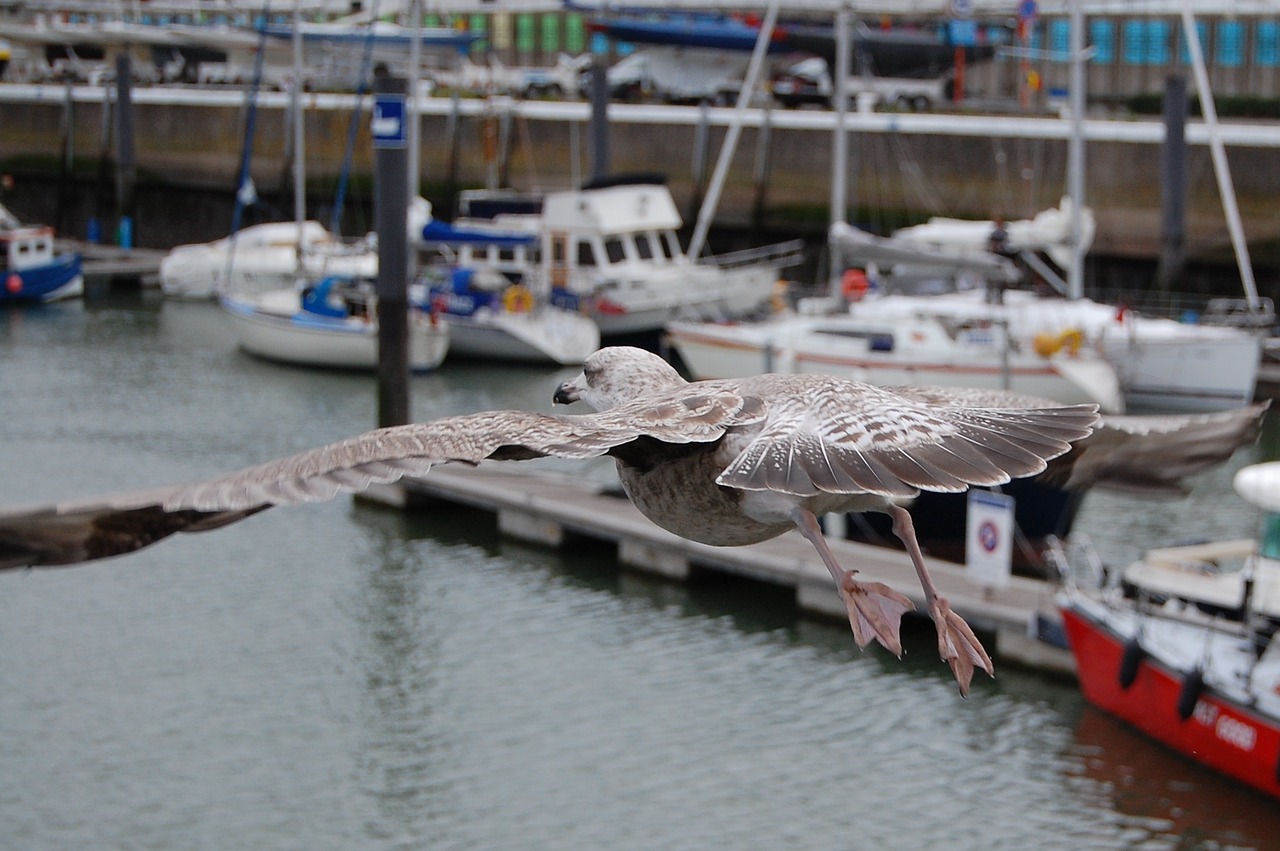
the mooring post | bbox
[588,57,610,181]
[1156,74,1188,294]
[372,72,411,428]
[56,77,74,237]
[114,53,135,249]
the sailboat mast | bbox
[829,2,851,299]
[1066,0,1085,301]
[291,0,306,242]
[407,0,422,205]
[1178,0,1260,310]
[685,0,779,260]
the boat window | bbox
[634,233,654,260]
[660,231,679,259]
[551,236,565,264]
[815,328,895,351]
[497,247,516,263]
[604,238,626,265]
[576,239,596,267]
[1261,513,1280,560]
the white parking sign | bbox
[966,489,1014,588]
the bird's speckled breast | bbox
[615,454,790,547]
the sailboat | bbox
[845,4,1262,413]
[218,2,447,372]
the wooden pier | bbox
[372,465,1074,675]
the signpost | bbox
[372,75,410,428]
[966,489,1015,590]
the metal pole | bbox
[829,2,851,297]
[687,0,778,260]
[291,0,305,242]
[373,73,411,428]
[1179,1,1259,309]
[1066,0,1085,300]
[114,53,135,248]
[406,0,422,203]
[588,57,610,181]
[1156,74,1187,293]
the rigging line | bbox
[891,131,945,217]
[230,0,272,238]
[224,0,275,296]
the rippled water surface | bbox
[3,297,1279,850]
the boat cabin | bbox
[2,223,56,275]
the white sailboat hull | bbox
[442,308,599,365]
[666,313,1124,411]
[221,290,448,371]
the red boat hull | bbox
[1061,605,1280,800]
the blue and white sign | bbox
[371,95,407,148]
[965,489,1014,588]
[948,19,979,47]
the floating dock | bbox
[373,465,1074,675]
[64,240,165,290]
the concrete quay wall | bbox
[2,91,1278,268]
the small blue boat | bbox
[0,202,83,303]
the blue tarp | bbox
[420,219,535,247]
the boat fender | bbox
[1033,327,1084,358]
[1119,637,1144,689]
[5,273,20,294]
[502,285,534,313]
[1176,668,1205,721]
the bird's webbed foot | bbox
[929,596,994,697]
[837,572,916,658]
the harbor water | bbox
[3,294,1280,850]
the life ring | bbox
[5,273,21,294]
[841,269,869,302]
[502,285,534,314]
[1033,327,1084,358]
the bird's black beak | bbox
[553,382,577,406]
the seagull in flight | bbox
[0,346,1098,695]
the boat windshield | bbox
[1261,513,1280,560]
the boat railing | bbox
[1046,533,1108,592]
[1093,287,1276,331]
[696,238,806,272]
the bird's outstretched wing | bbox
[0,387,766,569]
[1036,402,1269,495]
[892,387,1269,496]
[716,376,1099,498]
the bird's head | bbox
[554,346,687,411]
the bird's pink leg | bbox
[791,507,915,657]
[887,504,994,696]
